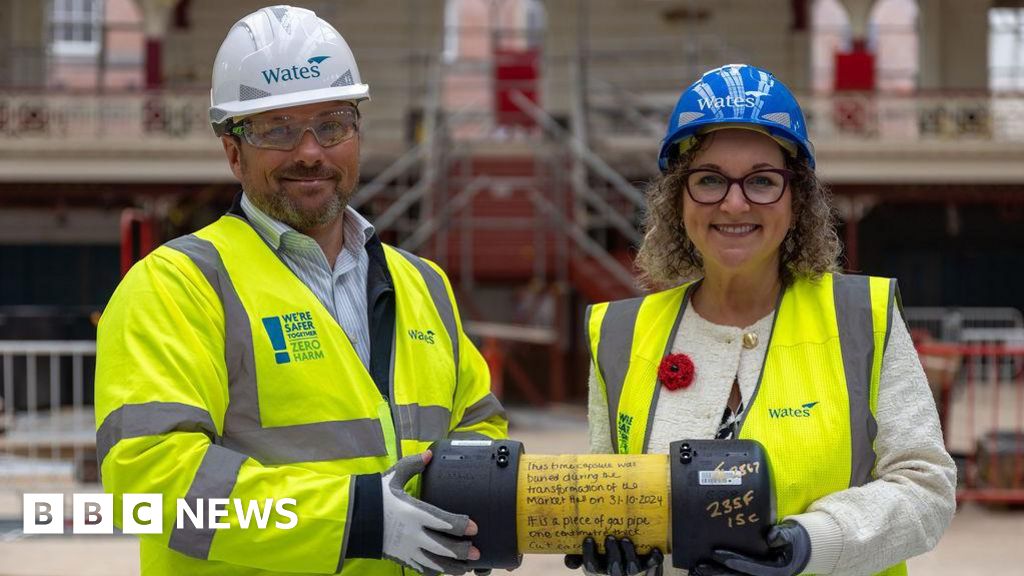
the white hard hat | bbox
[209,5,370,133]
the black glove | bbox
[695,521,811,576]
[564,536,664,576]
[691,563,742,576]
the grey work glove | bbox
[381,451,480,575]
[693,521,811,576]
[564,536,664,576]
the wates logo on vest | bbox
[408,329,436,345]
[261,56,330,85]
[616,413,634,453]
[768,401,819,419]
[261,311,325,364]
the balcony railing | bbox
[0,90,410,152]
[0,91,211,143]
[3,88,1024,187]
[587,91,1024,145]
[804,92,1024,143]
[4,89,1024,146]
[0,89,415,181]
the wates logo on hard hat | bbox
[260,56,330,85]
[697,90,770,111]
[768,401,819,419]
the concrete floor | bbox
[0,405,1021,575]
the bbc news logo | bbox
[23,494,298,534]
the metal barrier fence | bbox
[0,341,96,485]
[905,307,1024,345]
[3,339,1023,505]
[918,343,1024,504]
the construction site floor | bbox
[1,405,1021,575]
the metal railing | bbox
[918,343,1024,504]
[905,307,1024,344]
[0,341,96,485]
[355,44,646,301]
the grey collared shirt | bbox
[241,193,376,368]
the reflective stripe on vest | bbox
[587,283,694,454]
[587,272,905,575]
[387,246,464,454]
[167,233,260,433]
[167,445,248,559]
[833,273,886,487]
[394,247,460,379]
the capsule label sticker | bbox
[451,440,492,447]
[518,454,669,555]
[699,470,742,486]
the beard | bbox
[261,186,345,231]
[241,154,358,232]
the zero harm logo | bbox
[261,311,324,364]
[768,401,819,419]
[260,56,330,84]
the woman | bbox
[569,64,956,576]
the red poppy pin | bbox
[658,353,695,391]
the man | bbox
[95,6,507,575]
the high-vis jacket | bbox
[95,200,507,575]
[587,273,906,576]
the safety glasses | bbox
[231,106,360,150]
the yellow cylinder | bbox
[516,454,670,555]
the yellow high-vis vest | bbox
[587,273,906,576]
[95,213,507,575]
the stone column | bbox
[3,0,48,87]
[134,0,177,89]
[918,0,991,90]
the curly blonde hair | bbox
[634,134,841,290]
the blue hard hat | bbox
[658,64,815,172]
